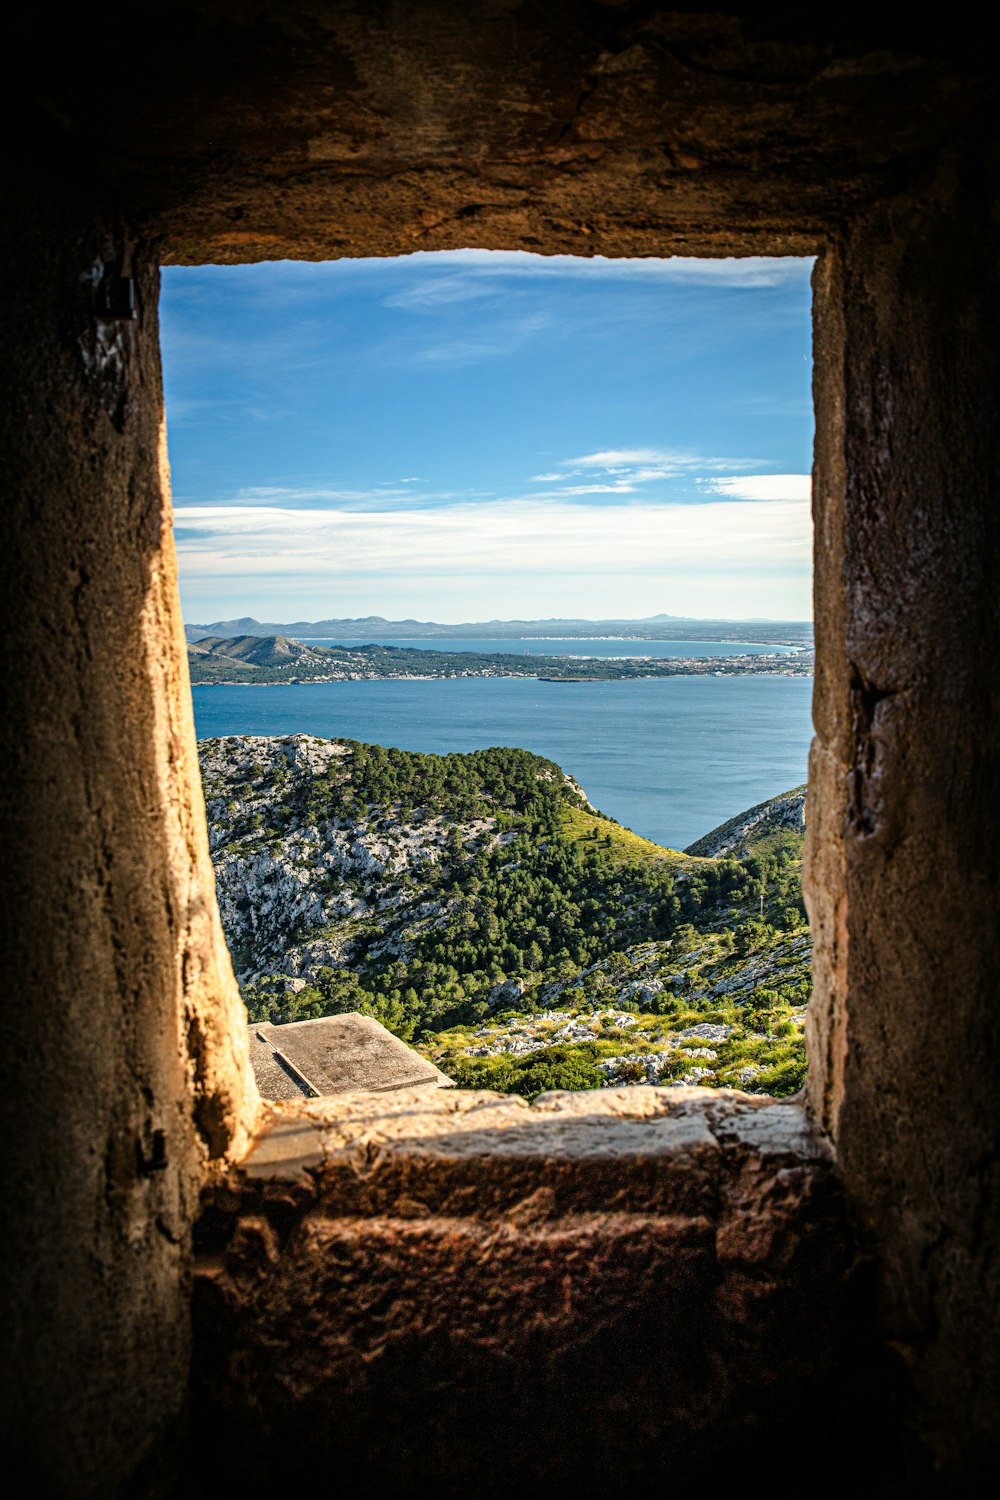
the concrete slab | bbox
[247,1029,312,1100]
[249,1013,454,1100]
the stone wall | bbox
[0,191,256,1496]
[192,1087,871,1495]
[806,134,1000,1476]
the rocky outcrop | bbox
[200,735,495,984]
[684,785,806,858]
[442,931,811,1091]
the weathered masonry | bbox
[1,5,997,1495]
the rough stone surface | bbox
[192,1086,865,1494]
[12,5,992,267]
[805,144,1000,1478]
[0,201,257,1498]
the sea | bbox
[191,638,813,851]
[301,636,801,659]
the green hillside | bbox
[201,735,809,1098]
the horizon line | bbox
[187,611,814,627]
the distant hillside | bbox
[684,786,807,859]
[189,634,333,673]
[186,613,814,647]
[189,633,300,661]
[202,735,810,1098]
[188,633,812,684]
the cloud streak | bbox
[180,456,811,515]
[411,311,552,365]
[530,447,766,495]
[703,474,811,502]
[191,484,495,512]
[174,495,811,581]
[387,251,812,293]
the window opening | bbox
[160,250,815,1102]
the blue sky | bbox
[160,251,814,623]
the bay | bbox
[299,635,799,659]
[191,674,813,851]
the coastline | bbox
[192,668,815,688]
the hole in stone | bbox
[160,250,815,1103]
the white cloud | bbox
[223,484,486,511]
[195,455,804,518]
[174,496,811,582]
[532,447,758,491]
[569,448,693,468]
[527,482,641,497]
[703,474,811,502]
[388,251,812,289]
[383,277,497,310]
[231,485,418,506]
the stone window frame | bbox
[9,17,995,1486]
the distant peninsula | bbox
[185,612,813,648]
[188,633,813,685]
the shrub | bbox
[506,1045,604,1099]
[614,1057,648,1085]
[753,1053,807,1097]
[444,1044,603,1101]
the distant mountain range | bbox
[185,613,813,646]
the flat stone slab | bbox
[236,1082,831,1202]
[248,1012,453,1100]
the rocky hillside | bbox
[189,633,348,681]
[201,734,810,1097]
[684,785,806,858]
[433,929,810,1099]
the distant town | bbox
[188,633,814,686]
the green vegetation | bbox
[448,1045,607,1098]
[557,800,688,867]
[428,926,811,1099]
[202,734,809,1100]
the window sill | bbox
[193,1085,862,1487]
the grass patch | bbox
[557,802,704,871]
